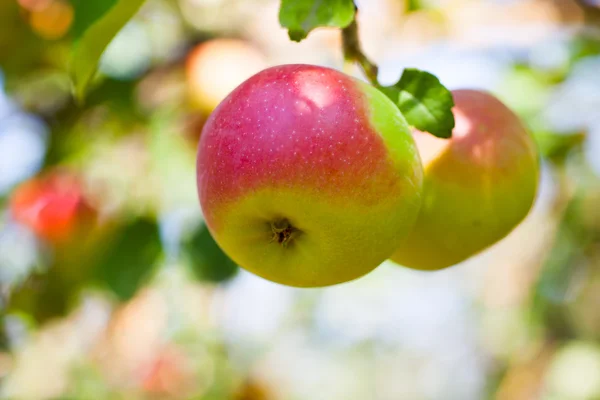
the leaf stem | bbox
[341,17,379,86]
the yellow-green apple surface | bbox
[197,64,423,287]
[391,89,540,270]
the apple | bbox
[185,38,268,114]
[197,64,423,287]
[28,0,74,40]
[391,89,540,270]
[10,172,96,244]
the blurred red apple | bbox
[10,172,96,244]
[140,345,195,398]
[185,38,268,114]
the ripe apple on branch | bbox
[194,0,540,287]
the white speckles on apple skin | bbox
[198,64,417,219]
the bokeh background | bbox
[1,0,600,398]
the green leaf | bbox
[69,0,147,102]
[380,68,455,139]
[92,219,163,301]
[182,223,238,283]
[279,0,355,42]
[534,131,586,164]
[70,0,118,39]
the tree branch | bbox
[341,17,379,86]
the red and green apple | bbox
[197,64,423,287]
[391,89,540,270]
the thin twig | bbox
[341,17,379,86]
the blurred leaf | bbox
[495,64,552,122]
[538,230,585,304]
[539,186,592,301]
[5,219,101,322]
[149,111,198,209]
[5,218,162,319]
[0,319,7,351]
[69,0,146,102]
[570,34,600,64]
[534,131,587,164]
[279,0,355,42]
[7,266,77,323]
[406,0,423,12]
[43,78,143,168]
[0,1,44,74]
[92,218,162,301]
[380,69,455,138]
[67,362,116,400]
[70,0,117,39]
[10,70,72,116]
[80,77,141,117]
[183,224,238,283]
[531,185,594,339]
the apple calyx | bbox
[270,219,298,247]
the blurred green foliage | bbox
[183,223,239,283]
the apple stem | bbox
[341,17,380,86]
[270,219,298,248]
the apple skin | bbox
[197,64,423,287]
[390,89,540,270]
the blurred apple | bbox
[391,90,539,270]
[140,345,196,398]
[185,38,268,114]
[28,0,73,40]
[10,172,96,245]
